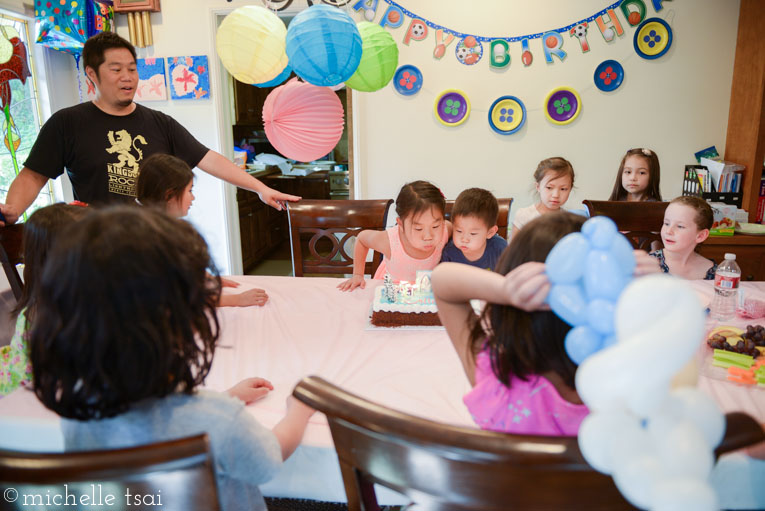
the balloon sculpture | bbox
[262,78,344,163]
[576,276,723,510]
[546,215,635,364]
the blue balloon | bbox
[565,326,604,365]
[545,232,590,284]
[587,299,616,335]
[584,250,630,300]
[610,233,637,276]
[548,283,588,327]
[601,335,618,349]
[253,64,292,88]
[286,5,362,86]
[582,216,618,249]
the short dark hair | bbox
[669,195,713,230]
[395,180,446,222]
[82,31,136,79]
[12,203,90,320]
[469,212,586,391]
[137,153,194,207]
[609,148,662,201]
[452,188,499,229]
[30,206,222,420]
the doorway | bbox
[211,8,357,276]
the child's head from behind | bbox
[611,148,661,201]
[136,153,195,217]
[29,206,221,420]
[534,157,574,211]
[395,180,446,253]
[451,188,499,258]
[661,196,712,253]
[472,212,586,389]
[15,203,89,317]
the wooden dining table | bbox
[0,275,763,507]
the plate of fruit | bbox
[706,325,765,387]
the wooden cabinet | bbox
[233,80,270,127]
[238,172,331,272]
[698,235,765,282]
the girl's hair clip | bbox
[641,148,652,156]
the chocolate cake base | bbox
[371,310,441,327]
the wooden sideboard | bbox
[238,171,331,272]
[698,235,765,282]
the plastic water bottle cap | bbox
[724,253,736,260]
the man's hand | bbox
[0,203,21,226]
[258,188,301,211]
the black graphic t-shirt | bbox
[25,102,209,204]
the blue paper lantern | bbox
[286,5,362,87]
[253,64,292,88]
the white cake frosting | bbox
[372,285,438,314]
[372,270,438,314]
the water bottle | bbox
[710,253,741,321]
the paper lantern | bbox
[216,6,288,85]
[286,5,362,87]
[345,22,399,92]
[253,64,292,88]
[263,78,344,163]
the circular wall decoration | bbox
[594,60,624,92]
[634,17,673,60]
[488,96,527,135]
[393,64,423,96]
[544,87,582,125]
[455,36,483,66]
[434,89,470,127]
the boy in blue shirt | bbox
[441,188,508,270]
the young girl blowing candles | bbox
[649,195,717,280]
[608,148,662,202]
[136,153,268,306]
[29,206,314,511]
[338,180,451,291]
[511,157,575,238]
[0,203,88,396]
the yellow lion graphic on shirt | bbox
[106,129,147,171]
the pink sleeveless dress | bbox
[373,224,448,282]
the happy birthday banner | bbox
[352,0,672,67]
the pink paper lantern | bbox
[263,78,344,163]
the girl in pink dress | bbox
[338,180,451,291]
[432,213,590,436]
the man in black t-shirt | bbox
[0,32,299,224]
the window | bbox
[0,10,52,220]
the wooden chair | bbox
[293,376,765,511]
[0,223,24,300]
[0,434,220,511]
[445,198,513,241]
[287,199,393,278]
[582,200,669,251]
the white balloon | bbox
[578,411,640,474]
[652,478,719,511]
[665,387,726,448]
[609,418,655,471]
[612,454,664,509]
[626,378,671,417]
[657,420,714,480]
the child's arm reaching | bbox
[337,229,390,291]
[432,262,550,384]
[219,288,269,307]
[227,377,274,404]
[271,396,316,460]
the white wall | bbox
[30,0,741,274]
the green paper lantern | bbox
[345,22,399,92]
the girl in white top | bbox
[511,157,575,238]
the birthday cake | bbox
[371,271,441,327]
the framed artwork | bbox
[168,55,210,100]
[135,57,166,102]
[112,0,160,12]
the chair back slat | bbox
[445,198,513,241]
[582,200,668,250]
[0,434,220,511]
[0,223,24,300]
[287,199,393,277]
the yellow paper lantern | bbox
[216,6,288,85]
